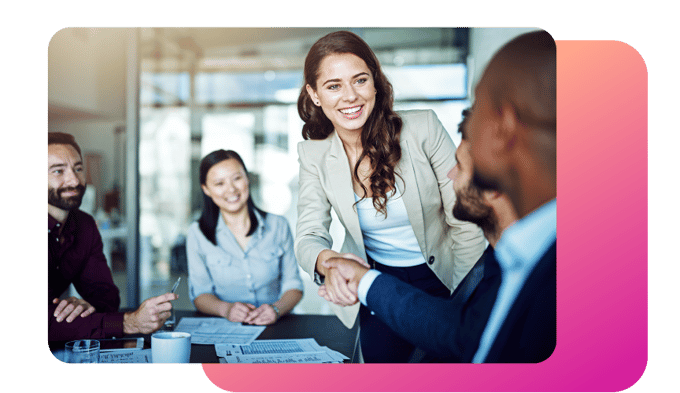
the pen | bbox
[171,277,181,294]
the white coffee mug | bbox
[151,332,191,363]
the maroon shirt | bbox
[48,210,125,340]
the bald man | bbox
[465,30,556,363]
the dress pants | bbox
[359,259,450,363]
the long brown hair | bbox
[297,30,403,216]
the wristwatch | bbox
[270,304,280,318]
[313,269,325,285]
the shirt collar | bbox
[48,211,75,234]
[216,209,266,239]
[495,199,556,273]
[48,214,59,231]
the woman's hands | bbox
[224,301,257,323]
[197,290,302,326]
[226,303,279,325]
[243,304,278,325]
[315,251,370,307]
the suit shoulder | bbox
[73,208,96,222]
[71,209,99,231]
[298,137,332,154]
[397,109,436,124]
[298,136,332,148]
[397,109,440,142]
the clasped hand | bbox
[227,302,278,325]
[317,254,371,307]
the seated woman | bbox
[186,149,303,325]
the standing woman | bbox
[187,150,303,325]
[295,31,486,362]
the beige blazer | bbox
[295,109,486,328]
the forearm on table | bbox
[193,293,231,318]
[48,303,124,340]
[273,289,303,316]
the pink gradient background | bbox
[202,40,648,392]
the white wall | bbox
[48,28,127,117]
[48,28,129,212]
[48,119,124,208]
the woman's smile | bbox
[307,53,376,136]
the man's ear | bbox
[482,189,502,201]
[498,103,520,151]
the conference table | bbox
[50,310,360,363]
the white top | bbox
[354,188,426,267]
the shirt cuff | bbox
[280,279,305,294]
[103,312,125,338]
[358,270,381,306]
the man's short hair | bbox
[458,108,471,139]
[48,132,82,156]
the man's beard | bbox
[48,184,86,211]
[472,169,501,192]
[453,185,496,234]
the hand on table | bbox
[243,304,278,325]
[123,292,178,334]
[52,297,95,323]
[225,302,256,323]
[318,257,371,306]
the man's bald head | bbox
[467,30,557,218]
[481,30,556,135]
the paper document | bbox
[220,351,342,363]
[175,317,265,345]
[99,349,152,363]
[216,338,349,363]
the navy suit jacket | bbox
[365,242,556,363]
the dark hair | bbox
[198,149,266,245]
[297,30,403,216]
[458,108,471,139]
[48,132,82,156]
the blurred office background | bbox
[48,27,537,314]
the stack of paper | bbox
[215,338,349,363]
[175,317,265,345]
[99,349,152,363]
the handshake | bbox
[317,253,372,307]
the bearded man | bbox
[48,132,177,341]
